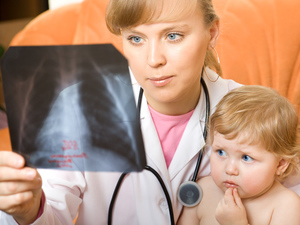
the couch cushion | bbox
[0,128,11,150]
[7,0,300,140]
[213,0,300,117]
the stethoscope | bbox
[108,74,210,225]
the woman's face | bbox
[122,8,219,115]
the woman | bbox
[0,0,297,224]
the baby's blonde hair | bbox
[105,0,221,75]
[209,85,300,179]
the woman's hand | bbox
[215,188,249,225]
[0,151,43,225]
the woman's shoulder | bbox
[203,68,242,111]
[205,67,242,91]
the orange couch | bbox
[1,0,300,151]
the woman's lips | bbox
[149,76,173,87]
[224,181,239,189]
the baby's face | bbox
[210,132,281,199]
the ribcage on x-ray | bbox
[2,44,146,172]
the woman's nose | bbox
[225,160,239,176]
[147,41,166,68]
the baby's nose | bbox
[225,160,239,176]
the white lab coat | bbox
[1,68,299,225]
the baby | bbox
[178,85,300,225]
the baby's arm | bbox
[215,188,249,225]
[177,203,199,225]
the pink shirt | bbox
[148,105,194,168]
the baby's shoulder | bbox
[270,186,300,223]
[196,176,220,194]
[197,176,214,187]
[195,176,223,220]
[275,186,300,206]
[272,180,300,201]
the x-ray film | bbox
[1,44,146,172]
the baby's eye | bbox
[217,150,227,157]
[167,33,182,41]
[242,155,253,162]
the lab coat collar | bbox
[129,67,232,181]
[129,68,170,180]
[168,68,232,180]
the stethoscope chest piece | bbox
[109,75,209,225]
[177,181,202,207]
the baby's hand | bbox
[215,188,249,225]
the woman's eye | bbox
[167,33,182,41]
[217,150,226,157]
[242,155,253,162]
[133,37,141,43]
[128,36,143,45]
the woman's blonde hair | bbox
[105,0,221,75]
[209,85,300,179]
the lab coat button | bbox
[159,199,168,212]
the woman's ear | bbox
[208,20,220,49]
[276,158,290,177]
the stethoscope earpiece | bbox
[177,181,202,207]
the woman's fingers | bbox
[0,151,25,168]
[0,151,43,223]
[0,166,37,181]
[0,174,42,213]
[0,191,34,212]
[0,178,42,195]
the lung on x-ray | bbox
[1,44,146,172]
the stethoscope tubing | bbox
[108,87,175,225]
[108,166,175,225]
[108,71,210,225]
[191,77,210,182]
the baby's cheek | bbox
[239,173,267,196]
[210,167,223,188]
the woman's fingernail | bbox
[26,170,35,178]
[15,158,23,167]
